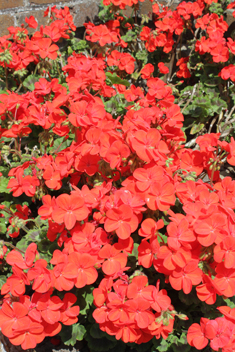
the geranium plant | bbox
[1,0,235,351]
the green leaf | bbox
[48,136,72,154]
[23,75,40,91]
[98,1,114,22]
[224,297,235,309]
[90,324,107,339]
[184,105,208,118]
[180,86,194,96]
[130,242,139,258]
[210,98,227,114]
[0,275,7,289]
[0,220,7,234]
[80,291,94,315]
[16,228,41,252]
[121,30,137,43]
[104,94,129,116]
[128,340,153,352]
[159,232,168,244]
[0,176,10,194]
[135,51,148,64]
[71,39,89,52]
[178,289,200,306]
[154,337,170,352]
[204,77,221,87]
[190,123,204,135]
[194,97,211,108]
[152,332,191,352]
[75,287,94,316]
[60,324,86,346]
[106,72,130,87]
[13,69,28,78]
[121,17,134,28]
[171,332,191,352]
[87,334,117,351]
[0,81,6,91]
[131,71,140,80]
[209,2,224,15]
[204,87,219,99]
[71,324,86,345]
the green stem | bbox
[210,166,215,187]
[10,149,22,159]
[4,63,8,90]
[3,241,24,254]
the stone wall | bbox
[0,0,102,36]
[0,0,234,37]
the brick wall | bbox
[0,0,234,37]
[0,0,102,36]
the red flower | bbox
[158,62,169,74]
[138,237,160,268]
[51,261,77,291]
[187,318,209,350]
[140,64,154,79]
[219,65,235,82]
[7,169,40,197]
[125,298,155,329]
[151,280,171,313]
[180,150,203,176]
[86,24,119,46]
[214,236,235,268]
[0,301,28,339]
[8,317,45,350]
[38,195,57,220]
[93,278,113,307]
[105,140,130,169]
[37,38,59,60]
[60,293,80,325]
[27,259,52,293]
[99,244,127,276]
[169,260,202,294]
[167,219,195,250]
[133,166,164,193]
[104,204,139,240]
[68,252,98,288]
[131,129,161,163]
[196,275,218,305]
[52,194,89,230]
[34,291,63,324]
[6,243,37,270]
[127,275,154,302]
[146,181,175,211]
[75,153,100,176]
[25,16,38,29]
[43,166,62,190]
[204,318,234,351]
[1,267,30,296]
[214,263,235,297]
[194,213,227,247]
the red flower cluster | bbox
[0,7,75,72]
[187,312,235,351]
[0,292,79,350]
[93,276,175,344]
[103,0,145,10]
[0,244,79,349]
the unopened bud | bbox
[162,318,170,326]
[177,313,188,320]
